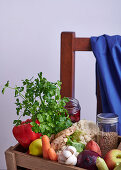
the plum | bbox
[77,150,99,170]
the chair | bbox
[60,32,102,114]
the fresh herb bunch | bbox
[2,72,72,136]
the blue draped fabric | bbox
[91,35,121,135]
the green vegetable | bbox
[67,136,85,153]
[71,130,86,142]
[96,157,109,170]
[2,72,72,136]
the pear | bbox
[114,163,121,170]
[96,157,109,170]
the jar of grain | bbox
[97,113,118,158]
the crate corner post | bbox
[5,147,17,170]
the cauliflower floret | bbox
[84,135,91,142]
[72,120,99,145]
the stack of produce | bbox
[2,72,121,170]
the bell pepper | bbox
[12,119,42,148]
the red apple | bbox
[85,140,102,156]
[104,149,121,170]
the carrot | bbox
[48,148,58,161]
[42,135,50,159]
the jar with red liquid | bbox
[65,97,81,123]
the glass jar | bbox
[97,113,118,158]
[65,97,81,123]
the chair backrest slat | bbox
[60,32,102,114]
[73,38,91,51]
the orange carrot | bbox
[48,148,58,161]
[42,135,50,159]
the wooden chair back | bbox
[60,32,102,114]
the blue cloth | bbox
[91,35,121,135]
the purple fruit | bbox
[77,150,99,170]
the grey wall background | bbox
[0,0,121,169]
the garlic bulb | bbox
[65,154,77,165]
[63,150,72,158]
[65,146,77,155]
[58,146,77,166]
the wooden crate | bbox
[5,136,121,170]
[5,143,85,170]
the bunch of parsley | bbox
[2,72,72,136]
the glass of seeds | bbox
[96,113,118,158]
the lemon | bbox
[29,139,42,156]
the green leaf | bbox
[2,81,9,94]
[2,87,5,94]
[30,122,36,126]
[5,81,9,87]
[15,89,19,97]
[37,114,44,123]
[13,120,22,126]
[67,137,85,153]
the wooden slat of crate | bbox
[15,151,82,170]
[5,144,85,170]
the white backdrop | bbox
[0,0,121,169]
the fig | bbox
[77,150,99,170]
